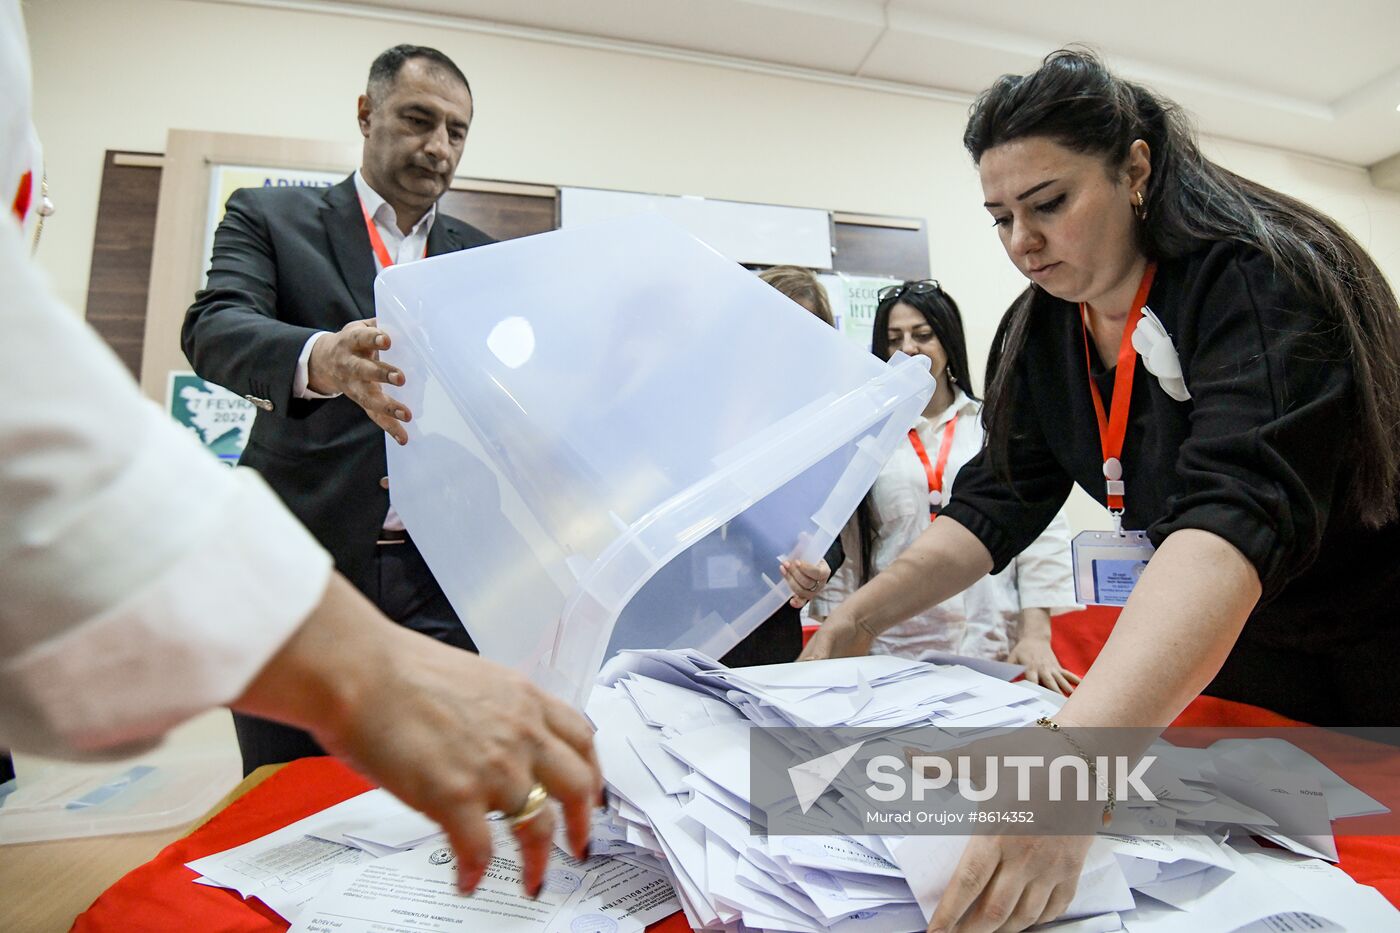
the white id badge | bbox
[1071,530,1155,606]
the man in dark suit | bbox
[183,44,492,774]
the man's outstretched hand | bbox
[308,318,412,444]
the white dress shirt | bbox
[1,0,332,757]
[292,170,436,531]
[818,390,1080,662]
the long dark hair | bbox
[856,283,978,582]
[966,48,1400,526]
[871,282,980,401]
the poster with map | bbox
[166,371,254,466]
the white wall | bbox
[23,0,1400,536]
[16,0,1400,812]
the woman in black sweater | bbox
[802,49,1400,931]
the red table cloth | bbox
[74,607,1397,930]
[71,756,689,933]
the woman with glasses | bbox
[834,279,1081,694]
[803,48,1400,930]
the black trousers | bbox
[233,535,476,776]
[721,604,803,668]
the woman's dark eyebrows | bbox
[983,179,1057,208]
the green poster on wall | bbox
[816,273,902,354]
[167,371,254,466]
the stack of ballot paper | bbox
[588,648,1399,932]
[187,787,681,932]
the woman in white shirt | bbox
[1,0,597,894]
[849,280,1081,694]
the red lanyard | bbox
[359,196,428,269]
[11,170,33,223]
[1080,261,1157,526]
[908,416,959,521]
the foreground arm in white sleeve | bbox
[0,216,329,755]
[0,219,599,894]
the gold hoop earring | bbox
[1134,190,1148,222]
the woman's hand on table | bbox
[236,576,603,899]
[780,557,831,608]
[1008,608,1080,695]
[796,608,874,660]
[322,629,603,898]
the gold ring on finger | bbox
[506,783,549,829]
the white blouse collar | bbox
[916,388,979,431]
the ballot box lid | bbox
[379,214,934,705]
[0,754,238,844]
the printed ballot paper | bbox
[189,791,679,931]
[288,820,678,933]
[186,791,404,919]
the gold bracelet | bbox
[1034,716,1114,825]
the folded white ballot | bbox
[619,673,744,731]
[703,653,931,691]
[1207,737,1389,821]
[915,650,1027,681]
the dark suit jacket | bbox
[182,174,494,596]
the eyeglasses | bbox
[877,279,941,303]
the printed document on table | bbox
[288,849,577,932]
[550,855,680,932]
[187,789,421,897]
[289,820,678,933]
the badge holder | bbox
[1071,526,1154,606]
[1071,463,1154,607]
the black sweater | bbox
[941,241,1399,721]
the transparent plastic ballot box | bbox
[0,755,238,844]
[379,214,934,705]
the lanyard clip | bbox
[1110,509,1126,538]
